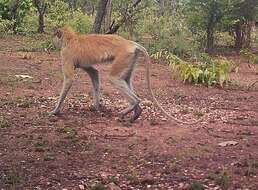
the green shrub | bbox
[136,8,197,57]
[46,0,69,30]
[240,49,258,64]
[188,181,205,190]
[67,10,93,34]
[0,116,11,128]
[152,51,231,87]
[0,0,33,33]
[46,1,93,34]
[18,11,38,34]
[0,18,13,34]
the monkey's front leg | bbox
[51,78,73,114]
[51,63,75,115]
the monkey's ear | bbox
[54,28,63,39]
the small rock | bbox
[140,174,155,185]
[106,182,121,190]
[78,185,85,190]
[142,100,153,107]
[178,182,189,189]
[179,183,184,188]
[100,171,109,180]
[15,74,33,79]
[218,141,238,147]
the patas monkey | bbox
[52,26,200,124]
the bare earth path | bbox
[0,36,258,190]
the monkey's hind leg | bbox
[123,53,143,121]
[51,62,75,115]
[110,77,142,122]
[81,66,101,110]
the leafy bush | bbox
[152,51,231,87]
[240,49,258,64]
[0,0,33,33]
[46,1,93,34]
[18,12,38,34]
[0,116,11,128]
[40,38,55,51]
[46,0,70,30]
[0,18,13,34]
[136,8,197,57]
[67,10,93,34]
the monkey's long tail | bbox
[136,45,203,125]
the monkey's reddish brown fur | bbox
[52,26,202,124]
[57,27,136,77]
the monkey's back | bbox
[62,34,136,66]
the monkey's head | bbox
[53,26,75,49]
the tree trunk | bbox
[235,22,243,49]
[235,20,255,49]
[10,0,20,34]
[92,0,109,33]
[34,0,46,33]
[159,0,165,16]
[38,12,44,33]
[103,0,112,32]
[206,23,214,53]
[244,21,254,48]
[105,0,141,34]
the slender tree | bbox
[106,0,142,34]
[231,0,258,49]
[9,0,20,33]
[104,0,112,32]
[33,0,47,33]
[92,0,109,33]
[187,0,228,52]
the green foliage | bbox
[46,1,93,34]
[67,9,93,34]
[0,18,13,34]
[18,11,38,33]
[186,0,230,49]
[188,181,205,190]
[0,116,11,128]
[207,170,230,189]
[152,51,231,87]
[47,0,69,28]
[240,49,258,64]
[137,10,197,57]
[91,182,106,190]
[40,37,55,51]
[0,0,33,33]
[0,0,10,19]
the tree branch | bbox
[105,0,142,34]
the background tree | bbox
[33,0,48,33]
[103,0,112,32]
[106,0,142,35]
[187,0,228,52]
[0,0,32,33]
[229,0,258,49]
[92,0,109,33]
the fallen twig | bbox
[247,80,258,90]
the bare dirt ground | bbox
[0,35,258,190]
